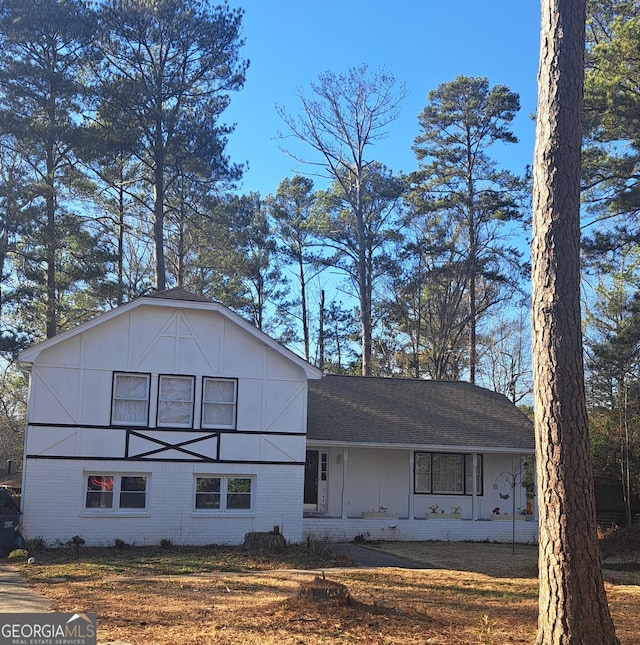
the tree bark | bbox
[45,136,57,339]
[532,0,620,643]
[153,132,167,292]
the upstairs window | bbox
[157,375,195,427]
[112,373,150,426]
[201,378,237,429]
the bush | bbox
[26,536,47,552]
[600,524,640,565]
[66,535,85,549]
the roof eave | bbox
[305,439,534,454]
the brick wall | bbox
[21,458,304,547]
[302,516,538,544]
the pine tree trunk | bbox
[532,0,620,642]
[45,141,57,339]
[153,130,166,292]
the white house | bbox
[17,289,322,547]
[302,375,537,544]
[17,290,536,547]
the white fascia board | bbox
[305,440,534,454]
[17,296,323,380]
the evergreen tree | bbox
[96,0,247,291]
[0,0,110,338]
[379,212,469,379]
[266,176,321,363]
[583,0,640,246]
[532,0,620,640]
[411,76,526,382]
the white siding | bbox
[24,304,310,460]
[20,300,315,546]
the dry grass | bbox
[17,541,640,645]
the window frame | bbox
[414,452,483,496]
[194,475,254,513]
[201,377,238,430]
[111,372,151,427]
[84,473,149,512]
[156,374,196,428]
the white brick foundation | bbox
[303,516,538,544]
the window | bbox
[112,373,150,426]
[85,474,148,510]
[414,453,483,495]
[433,453,463,493]
[195,477,220,510]
[202,378,237,429]
[226,478,252,510]
[157,375,195,427]
[86,475,114,509]
[195,476,253,512]
[119,476,147,508]
[415,453,432,493]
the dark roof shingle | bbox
[307,375,534,451]
[146,288,211,303]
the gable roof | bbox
[307,375,534,453]
[18,290,323,379]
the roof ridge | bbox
[145,287,212,303]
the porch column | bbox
[408,451,415,519]
[472,453,478,521]
[341,448,348,519]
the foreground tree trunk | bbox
[531,1,620,643]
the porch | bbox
[303,445,537,544]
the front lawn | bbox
[13,539,640,645]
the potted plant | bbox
[491,507,510,520]
[362,506,398,519]
[426,504,462,519]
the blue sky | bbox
[223,1,542,197]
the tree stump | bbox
[243,530,287,555]
[296,576,352,606]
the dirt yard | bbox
[21,541,640,645]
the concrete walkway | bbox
[0,563,51,612]
[332,542,428,569]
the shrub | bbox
[26,536,47,552]
[66,535,85,549]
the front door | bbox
[304,450,328,512]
